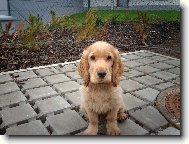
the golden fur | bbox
[77,41,127,135]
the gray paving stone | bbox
[148,55,169,61]
[164,59,180,66]
[151,71,178,80]
[0,74,13,83]
[0,91,26,109]
[152,82,175,90]
[58,64,76,72]
[0,82,20,95]
[134,65,160,73]
[133,75,163,85]
[13,71,38,81]
[120,57,128,62]
[45,110,87,135]
[35,67,61,76]
[123,61,144,68]
[134,51,155,57]
[123,69,144,78]
[35,96,71,117]
[122,93,147,110]
[0,103,37,128]
[26,86,58,102]
[166,67,180,75]
[129,106,168,130]
[6,120,49,135]
[158,127,180,135]
[21,78,47,90]
[65,91,81,107]
[133,87,160,102]
[149,62,173,70]
[118,119,148,135]
[121,75,127,80]
[122,54,143,60]
[172,77,180,85]
[66,71,81,79]
[76,79,83,85]
[135,58,157,64]
[53,81,80,93]
[44,74,70,84]
[120,79,146,92]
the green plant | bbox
[17,14,44,50]
[0,23,4,35]
[0,21,13,36]
[28,14,44,33]
[134,11,150,46]
[48,10,65,31]
[109,14,119,24]
[74,9,107,42]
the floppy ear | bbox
[77,49,90,87]
[112,48,124,87]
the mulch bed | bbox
[0,21,180,73]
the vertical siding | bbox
[9,0,84,23]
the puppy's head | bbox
[78,41,124,87]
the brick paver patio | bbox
[0,50,180,135]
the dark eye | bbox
[107,55,112,61]
[90,55,95,61]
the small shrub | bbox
[134,11,150,46]
[96,17,104,27]
[16,14,44,50]
[0,23,3,34]
[0,21,13,36]
[109,14,119,24]
[75,9,107,42]
[27,14,44,34]
[48,10,65,31]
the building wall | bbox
[83,0,180,9]
[129,0,179,6]
[9,0,84,23]
[83,0,117,8]
[0,0,9,15]
[83,0,117,7]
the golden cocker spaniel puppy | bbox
[78,41,127,135]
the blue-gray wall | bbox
[0,0,9,15]
[9,0,84,23]
[83,0,180,10]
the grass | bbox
[66,10,181,25]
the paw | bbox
[83,128,98,135]
[107,126,120,135]
[117,112,128,122]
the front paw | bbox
[117,112,128,122]
[83,128,98,135]
[107,126,120,135]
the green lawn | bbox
[67,10,180,25]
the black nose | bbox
[97,71,106,78]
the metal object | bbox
[155,85,180,129]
